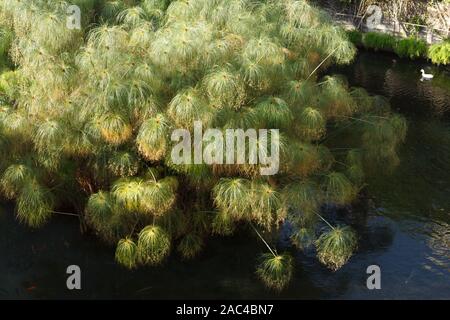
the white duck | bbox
[420,69,434,80]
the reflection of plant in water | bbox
[380,65,450,117]
[0,0,407,290]
[362,32,397,52]
[394,37,427,59]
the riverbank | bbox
[346,30,450,65]
[313,1,450,65]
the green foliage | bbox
[16,179,54,228]
[156,209,188,238]
[250,181,282,229]
[346,30,363,47]
[428,40,450,65]
[98,113,133,145]
[254,97,293,129]
[318,75,356,118]
[0,26,12,70]
[112,178,145,212]
[315,226,358,271]
[108,151,140,177]
[168,88,212,129]
[137,225,171,265]
[0,70,20,100]
[282,181,322,216]
[394,37,427,60]
[0,26,11,56]
[115,237,138,269]
[349,30,449,65]
[323,172,357,205]
[213,178,252,220]
[136,114,169,161]
[0,164,32,199]
[297,107,325,140]
[256,253,293,291]
[140,177,178,216]
[283,142,321,176]
[86,191,115,232]
[362,32,397,52]
[177,232,204,259]
[203,67,245,109]
[345,149,365,187]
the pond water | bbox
[0,51,449,299]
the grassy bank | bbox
[347,30,450,65]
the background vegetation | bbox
[428,39,450,65]
[324,0,450,37]
[347,30,449,63]
[362,32,397,52]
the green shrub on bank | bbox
[347,30,450,65]
[362,32,397,51]
[346,30,363,46]
[428,40,450,65]
[394,37,427,60]
[0,27,13,71]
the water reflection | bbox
[346,52,450,118]
[332,51,450,299]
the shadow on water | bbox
[0,51,449,299]
[0,203,325,299]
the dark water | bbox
[1,51,449,299]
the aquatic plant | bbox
[316,225,358,271]
[394,37,427,60]
[213,178,252,221]
[256,253,293,291]
[428,39,450,65]
[362,32,397,52]
[0,0,407,291]
[137,225,171,265]
[115,237,138,269]
[346,30,363,47]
